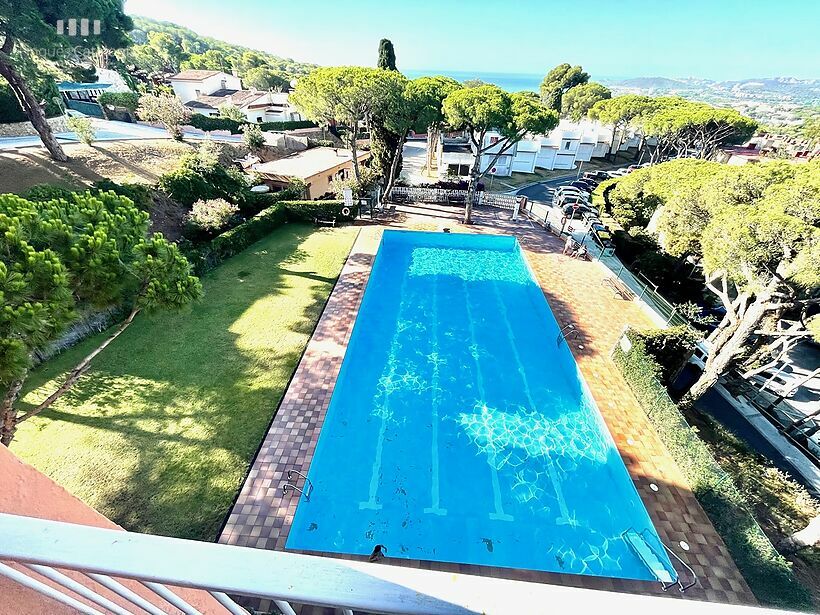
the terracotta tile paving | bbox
[219,206,756,611]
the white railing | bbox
[388,187,520,211]
[0,513,785,615]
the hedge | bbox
[185,200,350,275]
[187,114,317,135]
[612,329,812,610]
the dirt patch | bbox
[145,190,187,241]
[0,139,250,194]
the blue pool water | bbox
[287,230,673,581]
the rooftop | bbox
[169,69,223,81]
[184,89,264,110]
[254,147,368,179]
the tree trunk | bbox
[681,297,770,406]
[383,136,405,201]
[777,515,820,554]
[349,127,361,183]
[1,378,25,446]
[13,308,141,431]
[0,48,68,162]
[464,159,481,224]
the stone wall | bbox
[0,115,68,138]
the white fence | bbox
[0,513,781,615]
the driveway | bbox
[0,118,242,151]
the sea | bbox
[403,69,545,93]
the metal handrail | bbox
[2,513,770,615]
[622,528,698,593]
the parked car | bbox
[555,193,589,209]
[556,184,588,195]
[584,171,610,181]
[569,182,594,194]
[554,187,589,201]
[582,210,601,223]
[589,223,614,248]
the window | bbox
[257,117,262,123]
[195,89,201,97]
[489,136,499,145]
[563,141,571,150]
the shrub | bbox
[284,200,354,222]
[307,138,338,148]
[137,93,191,140]
[186,198,239,233]
[184,199,349,275]
[242,124,265,150]
[158,146,248,207]
[97,92,139,112]
[187,114,244,134]
[612,329,812,610]
[258,120,316,132]
[218,104,245,122]
[24,184,75,202]
[92,180,152,210]
[591,177,619,214]
[632,326,700,384]
[66,115,95,145]
[186,203,287,274]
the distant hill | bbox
[122,16,317,81]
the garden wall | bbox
[0,116,68,137]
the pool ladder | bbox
[622,528,697,592]
[281,469,313,501]
[556,323,578,346]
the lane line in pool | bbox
[463,280,513,523]
[492,284,570,524]
[359,266,413,511]
[424,276,447,516]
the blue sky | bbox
[124,0,820,80]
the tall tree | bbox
[539,63,589,112]
[561,82,611,122]
[379,75,461,198]
[443,85,558,223]
[0,191,202,445]
[0,1,133,161]
[290,66,405,183]
[377,38,397,71]
[588,94,658,160]
[612,159,820,406]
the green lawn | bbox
[11,224,358,541]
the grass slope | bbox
[11,224,358,540]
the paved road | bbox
[0,118,242,151]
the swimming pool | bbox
[287,230,674,582]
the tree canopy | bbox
[291,66,406,182]
[561,82,611,121]
[444,85,558,222]
[602,158,820,405]
[539,63,589,111]
[0,189,201,443]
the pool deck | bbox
[218,206,756,611]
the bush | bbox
[186,198,240,234]
[66,115,95,145]
[158,149,248,207]
[138,93,191,140]
[591,177,619,214]
[632,326,700,384]
[186,203,287,274]
[284,200,354,222]
[258,120,316,132]
[187,114,244,134]
[91,180,152,210]
[24,184,75,202]
[97,92,140,112]
[242,124,265,150]
[184,199,350,275]
[612,329,812,610]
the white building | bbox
[169,69,303,124]
[169,70,242,104]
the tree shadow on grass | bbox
[12,224,357,541]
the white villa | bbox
[436,119,645,180]
[168,69,304,123]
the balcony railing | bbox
[0,513,782,615]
